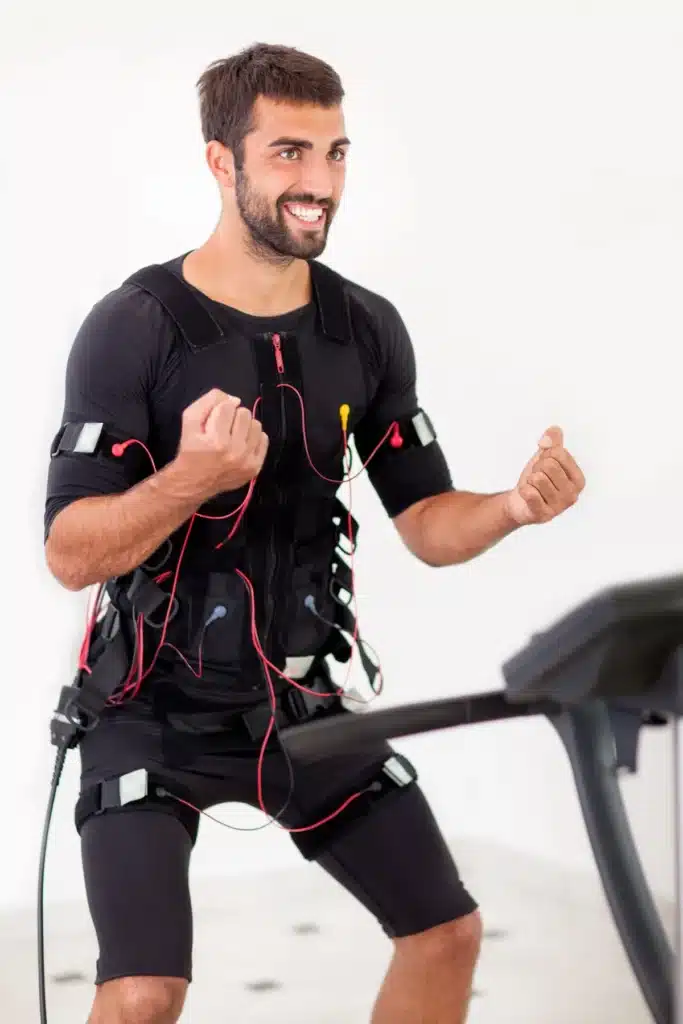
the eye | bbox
[330,149,347,163]
[279,148,300,161]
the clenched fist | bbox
[505,426,585,526]
[173,389,269,503]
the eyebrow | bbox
[267,136,351,150]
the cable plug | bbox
[205,604,228,627]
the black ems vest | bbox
[104,259,381,701]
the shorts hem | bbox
[95,966,192,986]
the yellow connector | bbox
[339,403,350,432]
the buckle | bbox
[286,687,308,721]
[99,605,120,642]
[125,568,180,628]
[142,538,173,573]
[330,576,353,607]
[144,594,179,629]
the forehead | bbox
[249,96,346,144]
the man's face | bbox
[231,96,349,262]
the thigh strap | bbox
[75,768,199,841]
[292,752,418,861]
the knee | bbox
[94,976,187,1023]
[396,910,483,970]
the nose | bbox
[297,153,336,202]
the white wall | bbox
[1,0,681,914]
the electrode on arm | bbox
[44,287,186,590]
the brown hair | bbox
[196,43,344,169]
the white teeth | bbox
[288,204,324,222]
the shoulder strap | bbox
[123,264,226,352]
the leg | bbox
[286,751,481,1023]
[80,804,197,1023]
[88,977,188,1023]
[370,911,482,1023]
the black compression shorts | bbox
[77,702,478,985]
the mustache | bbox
[279,194,333,209]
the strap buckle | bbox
[125,568,180,628]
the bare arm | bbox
[394,430,585,566]
[45,390,269,592]
[45,459,203,591]
[393,490,519,568]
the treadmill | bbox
[280,572,683,1023]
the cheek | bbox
[332,173,346,203]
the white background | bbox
[1,0,681,915]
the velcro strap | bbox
[318,626,352,664]
[51,422,123,459]
[330,555,353,600]
[333,601,380,691]
[393,409,437,448]
[241,668,340,742]
[332,499,359,545]
[125,568,178,625]
[285,666,340,721]
[124,264,225,352]
[72,624,130,720]
[74,769,199,840]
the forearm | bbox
[45,460,204,591]
[408,490,521,567]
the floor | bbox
[2,837,674,1023]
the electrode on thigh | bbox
[292,752,418,861]
[75,768,199,842]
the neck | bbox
[185,210,312,317]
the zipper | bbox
[271,333,287,453]
[262,333,287,666]
[272,332,285,375]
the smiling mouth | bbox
[283,202,327,228]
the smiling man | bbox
[44,43,585,1024]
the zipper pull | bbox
[272,333,285,375]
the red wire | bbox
[278,383,396,484]
[78,393,395,830]
[235,567,367,833]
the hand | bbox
[504,425,585,526]
[173,389,269,503]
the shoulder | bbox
[74,273,177,348]
[342,272,405,338]
[67,269,180,389]
[320,265,411,380]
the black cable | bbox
[38,745,68,1024]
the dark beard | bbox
[235,169,334,265]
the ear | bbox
[206,141,235,190]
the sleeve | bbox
[44,285,173,541]
[352,301,454,518]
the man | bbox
[44,42,585,1024]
